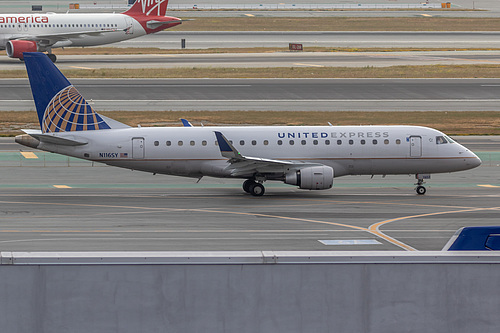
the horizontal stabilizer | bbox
[21,129,88,146]
[146,20,183,29]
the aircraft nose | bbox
[469,154,482,168]
[464,150,482,169]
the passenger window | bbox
[263,140,269,146]
[166,141,171,146]
[313,140,318,145]
[301,140,306,145]
[384,139,389,145]
[325,140,330,145]
[252,140,257,146]
[349,140,354,145]
[337,140,342,145]
[396,139,401,144]
[154,141,159,146]
[240,140,245,146]
[202,140,207,146]
[373,139,378,145]
[178,141,183,146]
[277,140,283,145]
[289,140,295,145]
[361,139,366,145]
[190,141,195,146]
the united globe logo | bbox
[42,86,110,133]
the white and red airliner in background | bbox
[0,0,181,62]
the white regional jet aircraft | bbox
[16,53,482,196]
[0,0,181,62]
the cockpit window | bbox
[445,135,455,143]
[436,136,448,144]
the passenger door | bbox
[132,138,144,159]
[410,136,422,158]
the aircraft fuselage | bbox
[32,125,481,180]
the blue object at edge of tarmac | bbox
[443,226,500,251]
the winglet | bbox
[214,131,242,160]
[180,118,193,127]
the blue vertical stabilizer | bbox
[23,52,110,133]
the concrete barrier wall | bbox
[1,251,500,333]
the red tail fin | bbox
[123,0,169,16]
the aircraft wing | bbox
[214,131,322,177]
[11,29,121,47]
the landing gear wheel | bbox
[416,185,426,195]
[47,53,57,63]
[242,179,256,193]
[249,183,265,196]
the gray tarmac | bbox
[105,31,500,50]
[3,51,500,70]
[0,136,498,252]
[3,77,500,112]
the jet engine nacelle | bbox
[6,40,38,60]
[285,165,334,190]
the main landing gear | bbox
[414,174,430,195]
[243,179,265,196]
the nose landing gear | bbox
[415,185,426,195]
[415,174,430,195]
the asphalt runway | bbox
[0,136,498,252]
[104,31,500,49]
[3,77,500,111]
[1,31,495,54]
[3,51,500,70]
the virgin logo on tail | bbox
[141,0,168,16]
[125,0,169,17]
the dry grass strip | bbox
[2,111,499,136]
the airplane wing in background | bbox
[214,131,323,177]
[11,29,122,47]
